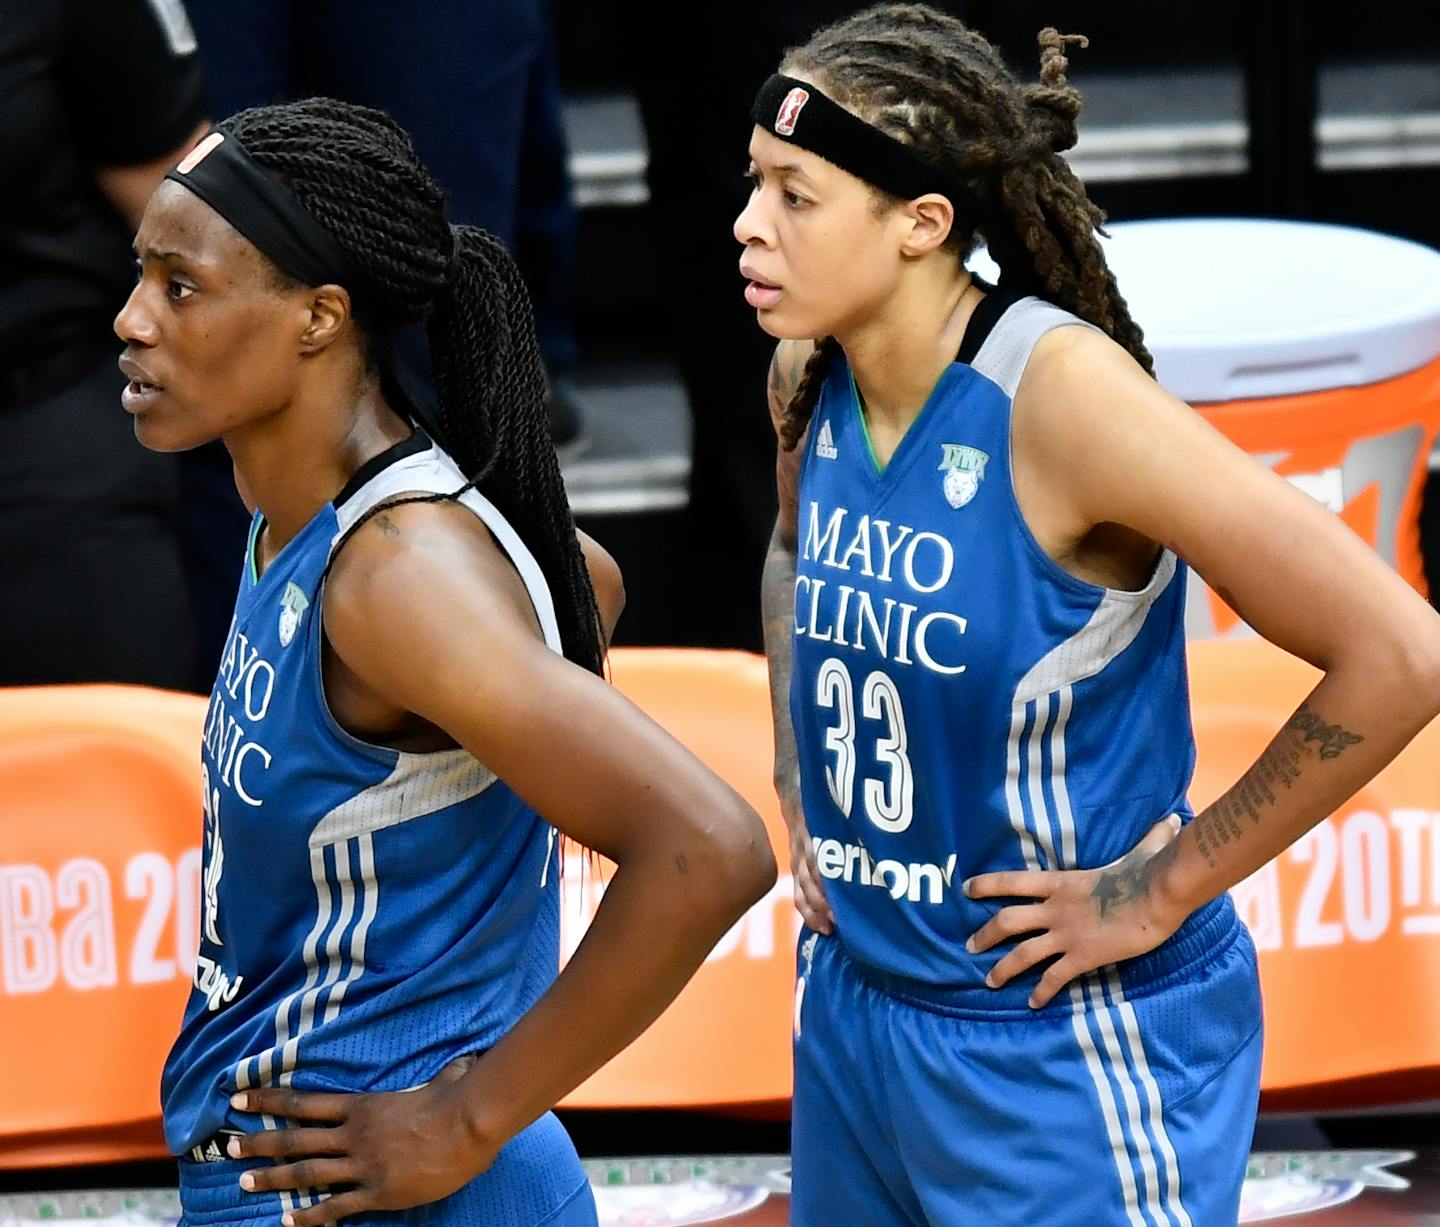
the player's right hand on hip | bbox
[781,787,834,935]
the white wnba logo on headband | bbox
[775,87,810,136]
[177,131,225,174]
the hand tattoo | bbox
[1091,840,1179,921]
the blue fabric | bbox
[789,299,1198,993]
[177,1112,596,1227]
[791,919,1262,1226]
[162,442,563,1185]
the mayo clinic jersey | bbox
[791,292,1217,992]
[162,432,564,1155]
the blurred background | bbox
[6,0,1440,1216]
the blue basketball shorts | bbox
[791,901,1263,1226]
[177,1110,596,1227]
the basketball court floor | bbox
[3,1146,1440,1225]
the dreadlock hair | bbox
[220,98,603,676]
[775,4,1154,451]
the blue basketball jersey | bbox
[163,433,566,1156]
[791,293,1223,993]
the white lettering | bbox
[902,532,953,594]
[57,859,117,990]
[233,743,273,807]
[872,519,914,583]
[913,610,968,675]
[803,503,846,566]
[0,866,57,993]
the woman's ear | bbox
[298,284,353,354]
[898,192,955,258]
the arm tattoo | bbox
[1091,839,1180,921]
[1288,702,1365,760]
[1189,702,1365,869]
[374,513,401,539]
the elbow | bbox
[1367,608,1440,725]
[702,797,779,920]
[1408,625,1440,722]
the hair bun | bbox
[1023,28,1088,155]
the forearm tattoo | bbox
[1091,840,1180,921]
[1190,702,1365,869]
[1290,702,1366,760]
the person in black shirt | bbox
[0,0,209,688]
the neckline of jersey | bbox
[846,281,1027,479]
[245,429,432,587]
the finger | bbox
[239,1157,355,1195]
[965,903,1048,955]
[793,871,834,935]
[230,1128,348,1161]
[984,934,1060,989]
[1028,956,1085,1010]
[963,870,1056,901]
[281,1190,369,1227]
[232,1089,353,1122]
[793,844,834,932]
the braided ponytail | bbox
[222,98,602,675]
[779,337,842,453]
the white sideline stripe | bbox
[1005,706,1043,871]
[324,834,379,1023]
[1070,981,1149,1227]
[1085,977,1170,1226]
[1025,695,1060,869]
[1110,971,1195,1227]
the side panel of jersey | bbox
[789,305,1202,993]
[163,447,561,1155]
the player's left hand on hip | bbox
[963,814,1188,1010]
[225,1055,495,1226]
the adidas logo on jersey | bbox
[815,420,838,460]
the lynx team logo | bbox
[939,443,988,508]
[775,87,810,136]
[279,581,310,647]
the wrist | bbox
[444,1067,508,1172]
[1147,837,1201,929]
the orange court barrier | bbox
[6,643,1439,1167]
[0,685,206,1169]
[1189,638,1440,1111]
[559,649,796,1112]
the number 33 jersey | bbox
[790,293,1206,992]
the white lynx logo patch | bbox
[279,581,310,647]
[939,443,988,508]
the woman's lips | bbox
[745,280,783,309]
[121,379,165,413]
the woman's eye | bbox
[784,191,807,207]
[167,280,196,302]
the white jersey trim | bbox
[331,441,564,655]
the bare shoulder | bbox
[324,496,539,661]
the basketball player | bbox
[116,98,776,1227]
[740,7,1440,1223]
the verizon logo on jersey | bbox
[812,836,959,904]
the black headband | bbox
[165,129,372,301]
[751,74,970,206]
